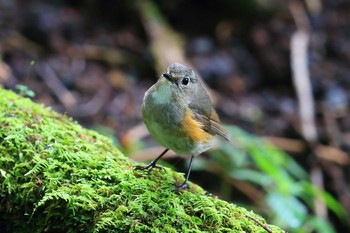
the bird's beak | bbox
[162,73,174,83]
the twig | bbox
[136,0,186,74]
[289,1,314,141]
[264,136,349,165]
[67,44,131,66]
[70,88,110,117]
[289,0,327,220]
[245,214,274,233]
[35,62,77,111]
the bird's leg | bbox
[134,148,169,171]
[174,155,195,191]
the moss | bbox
[0,88,284,232]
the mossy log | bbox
[0,88,284,232]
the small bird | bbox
[135,63,229,190]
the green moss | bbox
[0,88,284,232]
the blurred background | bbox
[1,0,350,232]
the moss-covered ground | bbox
[0,88,284,232]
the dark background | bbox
[1,0,350,232]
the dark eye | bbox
[181,77,189,86]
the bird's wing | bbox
[187,80,230,141]
[190,108,230,141]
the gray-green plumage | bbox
[164,63,229,141]
[138,63,229,190]
[142,63,229,153]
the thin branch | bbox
[245,214,273,233]
[289,0,327,220]
[35,62,77,111]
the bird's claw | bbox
[134,162,163,172]
[173,182,189,192]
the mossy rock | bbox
[0,88,284,232]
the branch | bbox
[289,0,327,220]
[0,88,284,232]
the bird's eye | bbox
[181,77,189,86]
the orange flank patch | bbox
[181,108,211,143]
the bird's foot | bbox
[173,181,189,192]
[134,161,163,172]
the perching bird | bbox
[135,63,229,190]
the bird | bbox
[135,63,229,191]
